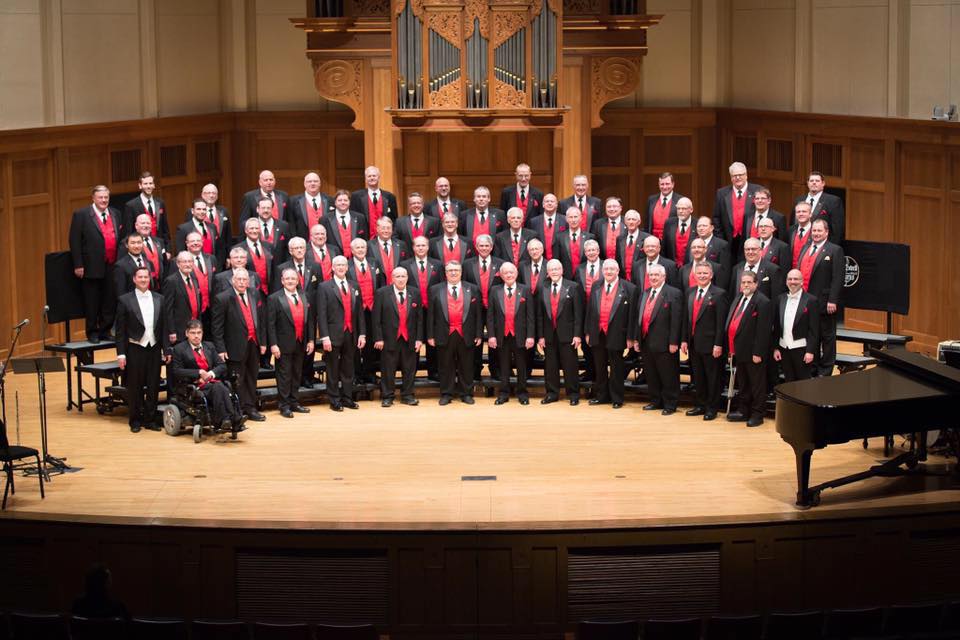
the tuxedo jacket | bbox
[426,282,483,345]
[257,218,292,266]
[637,284,683,352]
[459,208,507,240]
[517,260,547,293]
[425,198,467,219]
[123,195,169,243]
[174,219,221,257]
[494,228,537,263]
[630,256,681,291]
[346,258,387,294]
[585,279,637,350]
[679,260,723,294]
[787,223,813,267]
[272,260,321,297]
[713,183,766,241]
[804,241,844,310]
[289,193,333,240]
[746,208,788,241]
[559,194,602,233]
[211,287,266,360]
[213,268,262,298]
[796,192,845,243]
[575,261,605,302]
[166,252,215,281]
[537,279,583,344]
[645,192,682,235]
[401,256,445,306]
[462,255,504,305]
[114,253,157,296]
[371,285,424,349]
[682,285,729,353]
[730,259,784,303]
[590,217,628,254]
[616,231,652,270]
[486,283,536,344]
[181,204,231,244]
[315,278,367,344]
[169,340,228,387]
[527,214,569,259]
[499,184,544,222]
[394,215,441,248]
[350,189,399,228]
[429,235,473,264]
[114,290,166,357]
[69,206,123,277]
[661,217,695,263]
[231,241,275,289]
[367,237,411,273]
[322,210,369,255]
[686,235,732,282]
[267,289,315,352]
[775,291,820,354]
[554,231,593,279]
[136,235,170,280]
[239,189,291,227]
[162,271,204,342]
[725,292,773,362]
[758,237,791,269]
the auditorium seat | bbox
[641,617,702,640]
[251,621,313,640]
[8,612,69,640]
[191,618,252,640]
[129,616,188,640]
[943,601,960,632]
[70,615,127,640]
[884,602,944,635]
[823,607,885,639]
[575,619,639,639]
[704,614,762,639]
[764,610,824,639]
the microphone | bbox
[14,318,29,329]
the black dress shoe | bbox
[143,422,161,431]
[588,398,607,405]
[129,423,141,433]
[518,397,529,405]
[685,407,705,417]
[439,396,452,406]
[643,403,663,411]
[746,417,764,427]
[330,402,343,412]
[569,397,580,406]
[494,396,509,405]
[540,395,558,405]
[612,402,623,409]
[291,405,310,413]
[341,399,359,409]
[661,408,675,416]
[247,410,266,422]
[461,395,475,405]
[381,398,394,407]
[726,411,747,422]
[703,412,717,421]
[402,397,419,406]
[280,408,294,418]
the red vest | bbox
[504,288,516,336]
[641,289,658,336]
[238,293,257,343]
[287,293,305,342]
[472,214,491,244]
[355,263,374,310]
[248,245,268,295]
[448,289,464,335]
[96,211,118,264]
[792,227,809,268]
[651,197,671,239]
[367,193,384,237]
[623,237,637,280]
[731,190,747,237]
[397,292,409,341]
[266,193,280,220]
[528,263,541,292]
[339,283,353,333]
[311,245,333,280]
[416,261,429,307]
[674,224,690,266]
[604,221,618,259]
[549,284,561,328]
[691,288,705,334]
[143,239,160,277]
[599,281,617,333]
[799,243,822,291]
[569,235,582,273]
[193,261,210,312]
[184,277,200,319]
[511,234,522,265]
[410,216,426,240]
[542,218,556,260]
[583,262,600,298]
[727,298,748,354]
[334,214,353,258]
[306,196,323,232]
[379,242,394,284]
[478,260,493,307]
[442,237,460,265]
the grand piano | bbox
[775,346,960,507]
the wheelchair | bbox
[161,372,246,443]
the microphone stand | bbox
[0,322,26,427]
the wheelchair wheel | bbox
[163,405,182,436]
[193,423,202,443]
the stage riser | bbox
[2,510,958,636]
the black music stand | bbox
[11,356,69,476]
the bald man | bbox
[351,165,399,236]
[290,172,332,240]
[372,267,423,406]
[774,269,819,382]
[239,169,291,227]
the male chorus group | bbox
[68,162,844,432]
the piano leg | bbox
[794,447,816,507]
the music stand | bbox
[11,356,68,476]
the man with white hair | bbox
[487,262,535,405]
[372,267,423,406]
[267,267,315,418]
[661,197,695,267]
[234,217,273,297]
[585,259,637,408]
[316,255,366,411]
[190,183,231,267]
[427,261,482,405]
[634,263,682,414]
[538,259,583,405]
[239,169,290,226]
[276,236,322,387]
[214,246,262,296]
[713,161,765,256]
[631,236,680,291]
[161,251,203,346]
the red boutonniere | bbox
[662,303,669,308]
[158,207,164,214]
[282,202,287,208]
[470,297,477,303]
[802,307,808,314]
[412,302,418,308]
[520,297,526,302]
[533,199,540,207]
[707,300,715,306]
[751,311,758,317]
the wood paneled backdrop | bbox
[1,108,958,357]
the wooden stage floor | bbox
[2,356,958,530]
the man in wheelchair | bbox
[169,319,246,437]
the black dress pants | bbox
[124,342,161,426]
[229,340,260,413]
[689,349,723,412]
[381,340,418,400]
[82,271,116,339]
[543,335,579,399]
[326,331,356,404]
[496,335,529,399]
[275,343,305,409]
[438,331,474,398]
[592,332,626,404]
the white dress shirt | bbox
[133,289,156,348]
[780,291,806,349]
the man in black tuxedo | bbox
[254,196,292,266]
[394,192,441,249]
[307,223,341,282]
[214,247,262,297]
[162,252,204,347]
[122,171,169,243]
[555,208,592,280]
[487,262,535,405]
[211,268,267,421]
[592,197,626,262]
[133,213,169,283]
[527,193,567,262]
[460,186,506,246]
[289,172,332,241]
[799,219,844,376]
[730,238,784,302]
[680,238,722,295]
[743,188,788,244]
[324,189,368,260]
[499,163,544,224]
[797,171,845,244]
[788,202,814,269]
[585,259,637,408]
[538,259,583,405]
[402,236,444,380]
[350,165,398,237]
[773,269,820,382]
[235,217,274,297]
[114,234,156,296]
[494,208,537,265]
[645,172,682,239]
[686,216,731,285]
[316,256,367,410]
[559,174,602,235]
[115,267,166,432]
[275,237,321,388]
[190,183,231,267]
[425,176,467,219]
[267,268,315,418]
[347,237,385,383]
[176,199,220,260]
[367,217,410,286]
[372,267,423,406]
[430,212,472,265]
[680,262,728,420]
[427,261,482,405]
[756,217,791,269]
[661,197,695,268]
[634,264,683,414]
[713,162,766,257]
[169,319,244,431]
[616,210,650,283]
[725,271,773,427]
[239,169,290,228]
[631,236,680,291]
[70,185,122,342]
[463,234,504,379]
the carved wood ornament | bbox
[590,56,640,127]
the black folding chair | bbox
[0,419,44,509]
